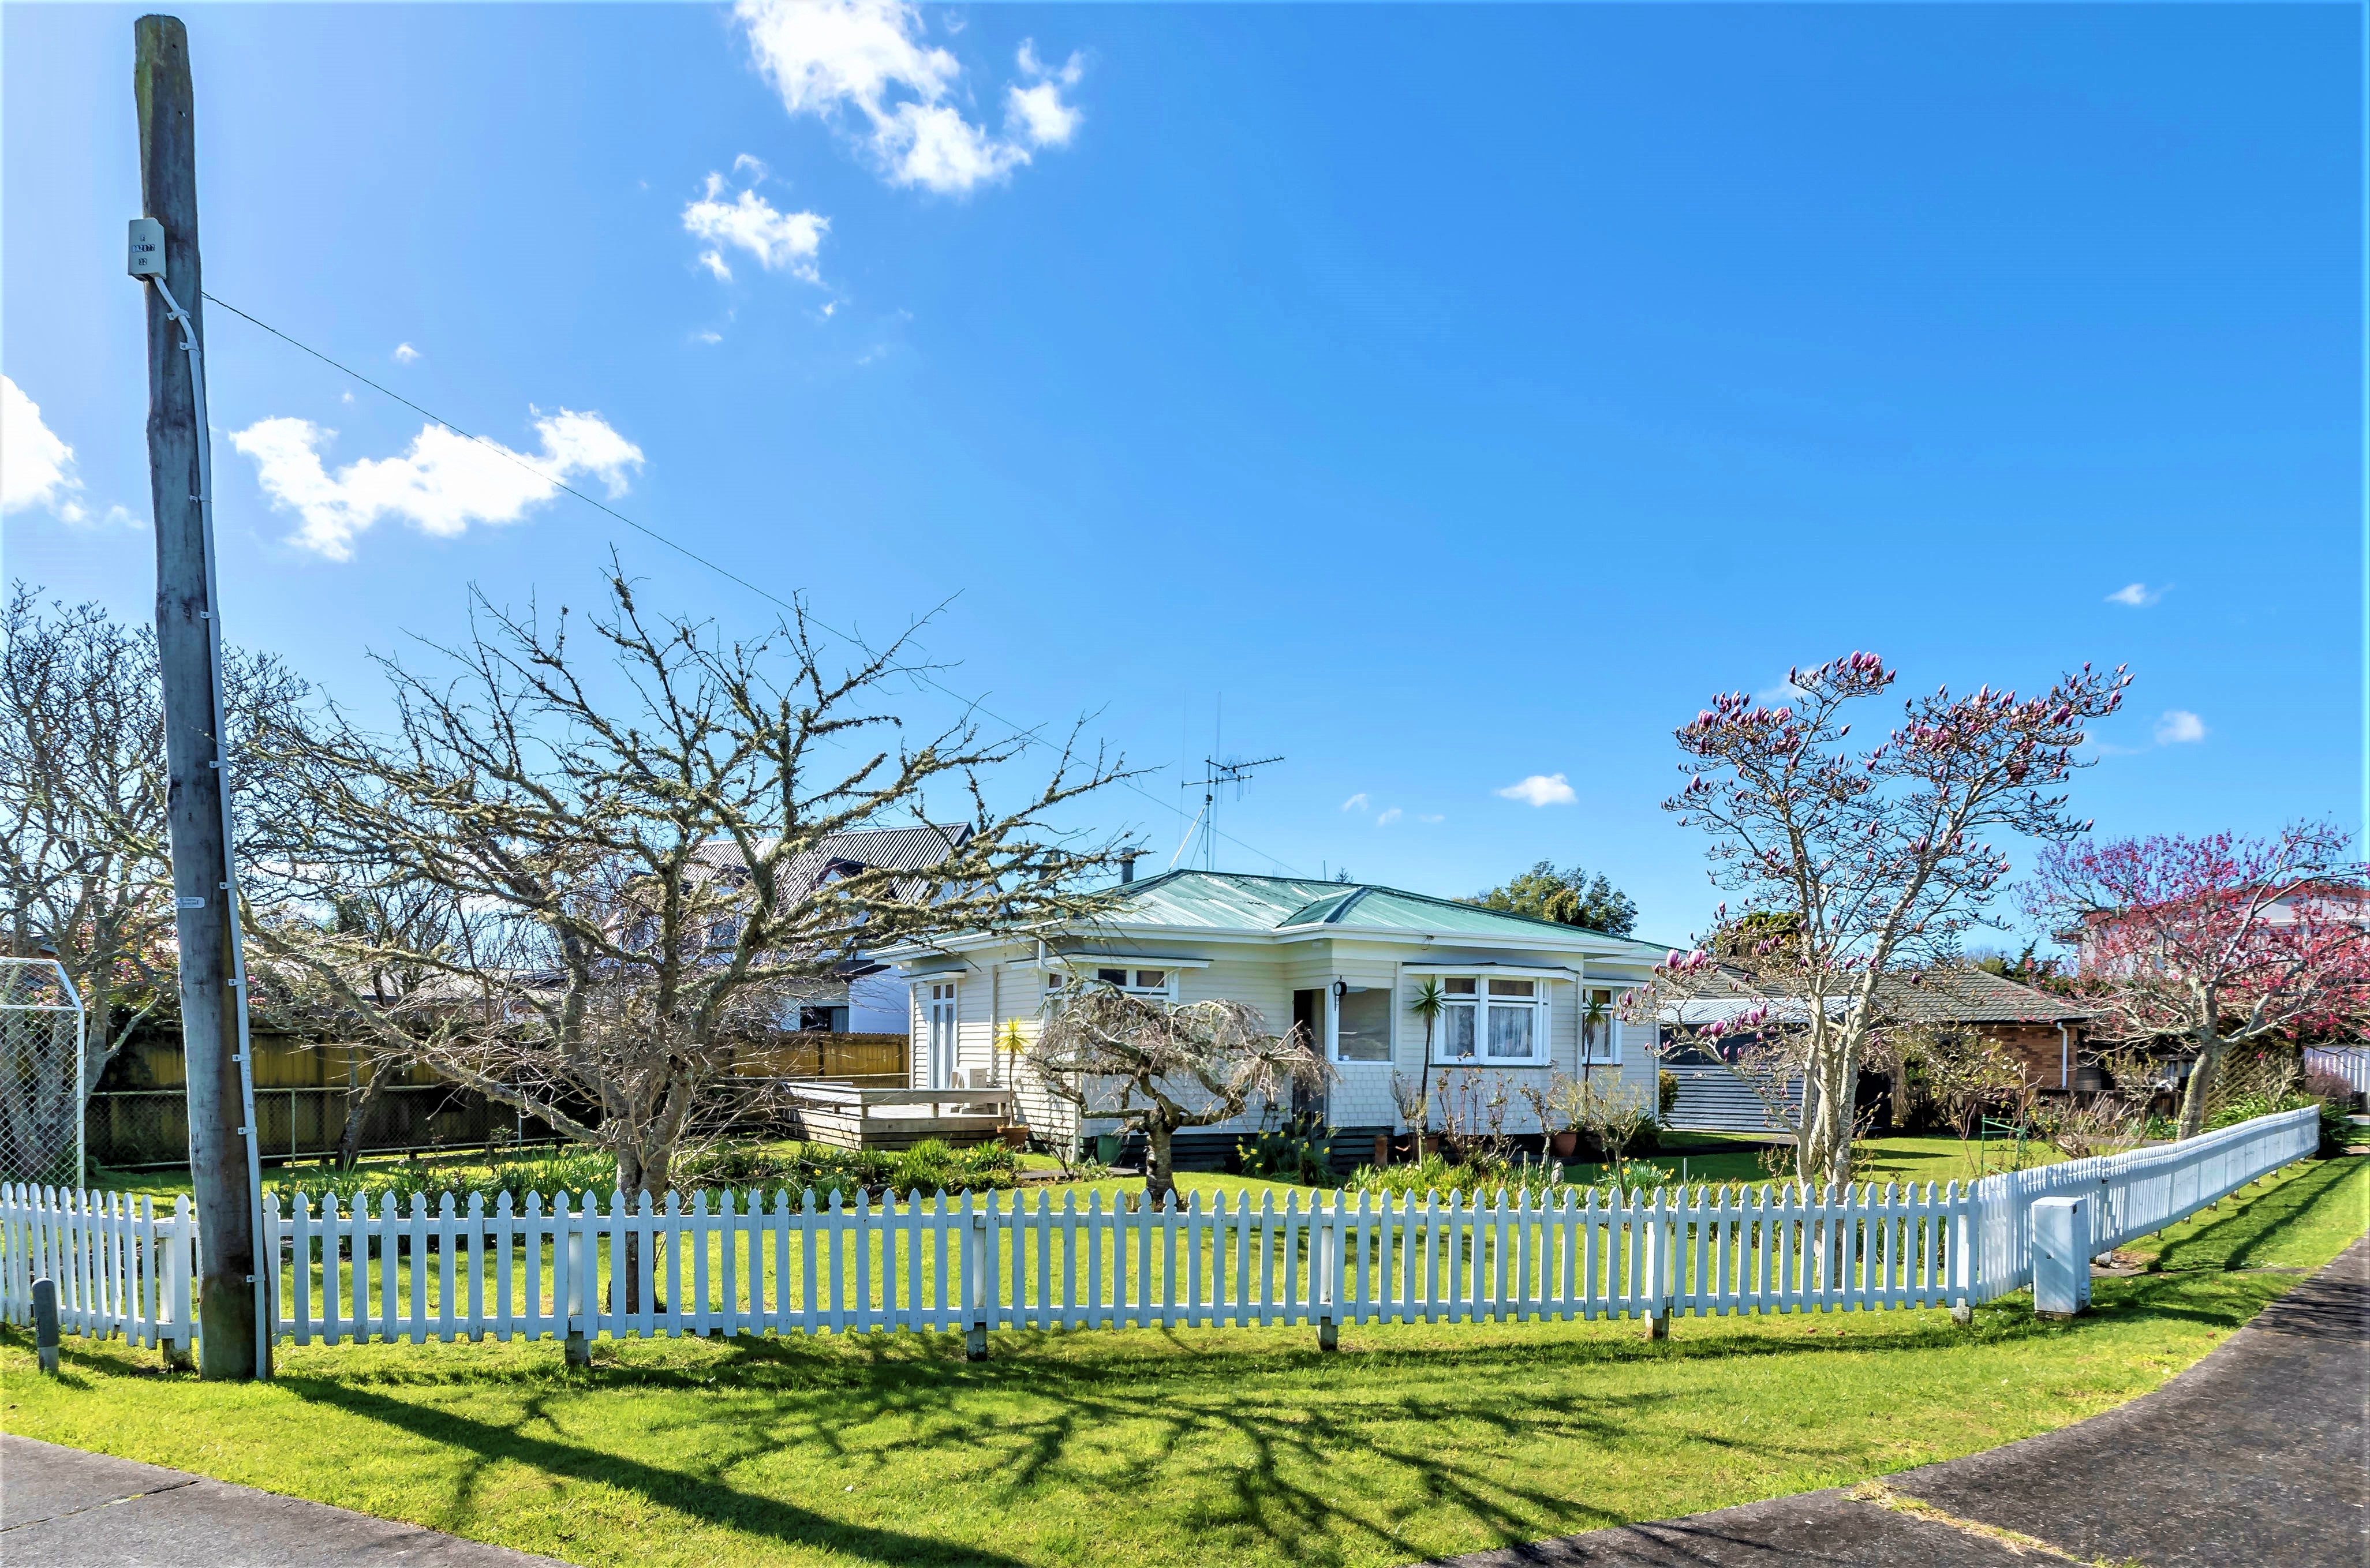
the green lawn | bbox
[5,1155,2361,1568]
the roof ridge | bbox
[1143,869,1646,942]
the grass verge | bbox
[7,1158,2360,1568]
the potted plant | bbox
[1522,1072,1588,1161]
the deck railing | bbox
[0,1106,2320,1358]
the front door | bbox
[1290,988,1326,1121]
[925,982,958,1090]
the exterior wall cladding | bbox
[902,937,1664,1166]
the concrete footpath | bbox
[0,1435,575,1568]
[1437,1231,2369,1568]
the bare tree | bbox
[1644,651,2129,1183]
[1027,982,1329,1207]
[253,874,479,1169]
[1,588,175,1082]
[243,570,1130,1229]
[0,587,305,1093]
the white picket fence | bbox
[0,1106,2321,1356]
[1967,1103,2319,1302]
[0,1191,190,1351]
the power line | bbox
[200,291,1303,875]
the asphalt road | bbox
[1434,1230,2369,1567]
[0,1435,573,1567]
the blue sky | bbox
[3,2,2359,949]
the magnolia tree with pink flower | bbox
[1642,651,2130,1183]
[2028,822,2370,1140]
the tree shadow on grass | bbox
[2145,1160,2363,1274]
[225,1253,2322,1568]
[278,1374,1038,1568]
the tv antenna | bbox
[1179,751,1283,871]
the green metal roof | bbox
[1078,870,1659,952]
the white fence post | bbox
[2032,1195,2092,1319]
[965,1200,989,1361]
[161,1195,194,1369]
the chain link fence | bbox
[1,958,85,1186]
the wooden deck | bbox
[779,1083,1016,1152]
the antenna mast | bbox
[1188,751,1283,871]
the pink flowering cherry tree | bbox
[2028,823,2370,1139]
[1647,651,2130,1184]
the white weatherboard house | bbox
[885,870,1669,1163]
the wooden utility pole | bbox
[134,12,266,1380]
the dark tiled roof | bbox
[1672,963,2096,1024]
[691,823,974,903]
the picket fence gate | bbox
[0,1105,2320,1359]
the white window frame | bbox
[919,979,959,1091]
[1329,982,1393,1065]
[1044,966,1177,1005]
[1579,985,1621,1065]
[1426,974,1549,1068]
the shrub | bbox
[1345,1152,1679,1204]
[2317,1099,2356,1158]
[677,1139,1018,1203]
[1236,1112,1338,1187]
[1658,1070,1679,1118]
[269,1146,616,1215]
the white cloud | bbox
[1339,793,1369,813]
[1417,813,1444,824]
[2106,582,2164,608]
[2154,710,2207,744]
[392,343,421,364]
[1497,773,1577,807]
[1007,41,1084,147]
[229,407,644,562]
[1006,83,1080,148]
[734,0,1081,194]
[683,170,829,283]
[1,376,88,522]
[696,330,724,345]
[1375,807,1403,826]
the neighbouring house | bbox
[882,867,1670,1167]
[1661,965,2101,1135]
[2072,878,2370,978]
[687,822,975,1037]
